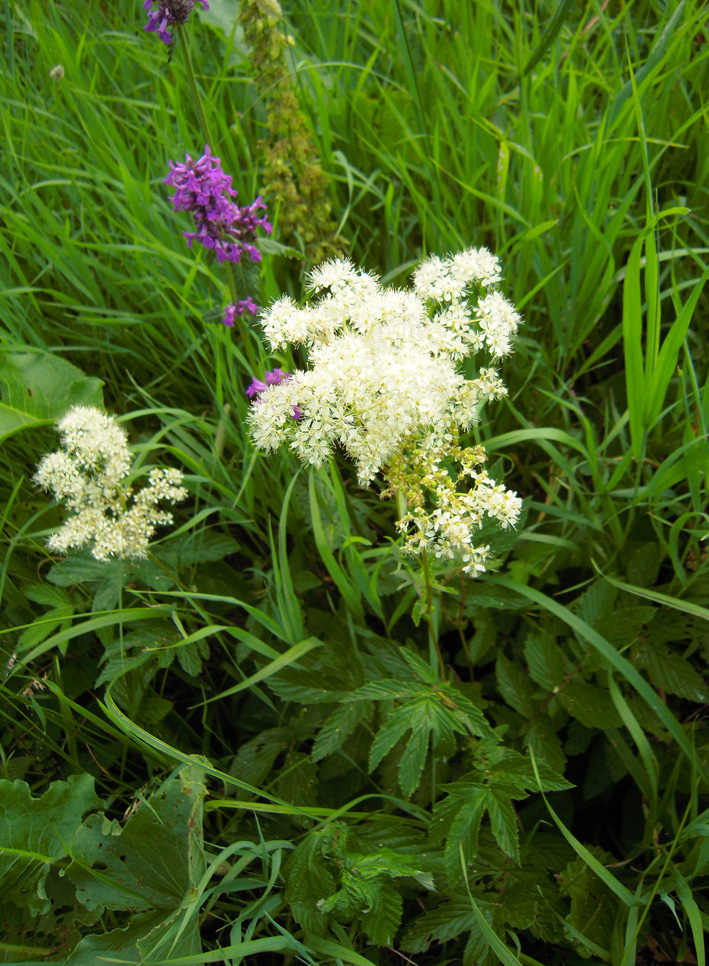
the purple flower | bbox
[246,377,268,399]
[144,0,209,45]
[246,369,302,420]
[165,145,272,264]
[223,298,258,327]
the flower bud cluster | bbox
[34,407,187,561]
[248,248,522,574]
[144,0,209,46]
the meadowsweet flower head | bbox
[143,0,209,45]
[165,146,272,264]
[34,406,188,561]
[248,247,522,575]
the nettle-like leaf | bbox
[348,652,492,797]
[560,849,619,955]
[496,652,537,718]
[312,700,373,761]
[402,894,498,966]
[556,682,623,729]
[524,628,568,690]
[0,775,101,916]
[285,823,433,944]
[65,767,206,964]
[433,745,572,879]
[634,640,708,702]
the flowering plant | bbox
[248,249,522,574]
[34,406,187,561]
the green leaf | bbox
[312,701,372,762]
[0,775,101,916]
[361,884,403,945]
[0,351,103,442]
[283,830,337,936]
[438,785,487,880]
[486,789,519,861]
[557,683,623,729]
[524,629,566,690]
[67,767,206,914]
[522,0,576,77]
[496,653,536,717]
[65,905,202,966]
[401,898,476,953]
[561,852,619,955]
[635,642,708,703]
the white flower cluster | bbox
[392,444,523,576]
[34,406,187,561]
[249,247,522,574]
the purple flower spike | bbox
[144,0,209,45]
[223,297,258,327]
[291,405,302,421]
[165,146,272,265]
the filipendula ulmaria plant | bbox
[34,406,187,561]
[247,248,522,576]
[238,0,344,263]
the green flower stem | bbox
[176,24,215,151]
[421,548,445,678]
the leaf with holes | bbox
[0,775,101,916]
[65,768,206,961]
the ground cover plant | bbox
[1,0,709,963]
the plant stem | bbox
[177,24,215,151]
[421,548,445,678]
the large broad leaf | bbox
[0,774,101,916]
[66,767,207,964]
[0,351,103,442]
[0,864,99,962]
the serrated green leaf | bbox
[561,852,618,955]
[312,700,371,761]
[399,721,430,798]
[0,775,101,916]
[65,905,201,966]
[229,727,289,789]
[362,884,403,945]
[369,702,419,771]
[284,831,337,936]
[176,639,203,676]
[557,682,622,729]
[524,629,566,690]
[496,653,536,717]
[442,787,487,880]
[18,603,74,649]
[351,680,422,701]
[486,789,519,861]
[636,642,708,702]
[401,898,476,953]
[524,717,566,774]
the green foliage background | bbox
[1,0,709,963]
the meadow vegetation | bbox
[1,0,709,963]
